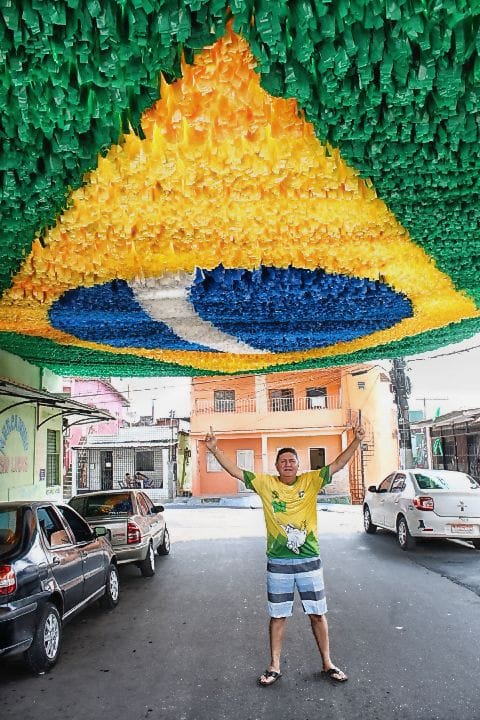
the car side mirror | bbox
[367,485,377,493]
[152,505,164,513]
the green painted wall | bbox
[0,349,63,501]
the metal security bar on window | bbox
[136,451,154,471]
[46,429,60,486]
[214,390,235,413]
[269,389,294,412]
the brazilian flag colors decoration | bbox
[0,1,479,377]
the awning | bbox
[0,377,114,429]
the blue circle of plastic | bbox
[49,266,412,353]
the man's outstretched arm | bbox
[204,426,245,482]
[329,425,365,476]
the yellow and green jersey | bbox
[243,467,331,558]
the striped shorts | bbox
[266,556,327,618]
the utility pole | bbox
[168,409,176,499]
[389,358,414,469]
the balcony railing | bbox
[268,395,340,412]
[195,398,257,414]
[193,395,340,415]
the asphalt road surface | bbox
[2,506,480,720]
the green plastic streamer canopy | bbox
[0,1,479,377]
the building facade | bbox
[412,409,480,480]
[62,377,129,498]
[190,365,399,503]
[71,421,191,502]
[0,350,110,502]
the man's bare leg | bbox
[309,614,347,681]
[259,617,286,685]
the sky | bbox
[111,333,480,422]
[405,332,480,417]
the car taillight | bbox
[0,565,16,595]
[413,496,434,511]
[127,521,141,544]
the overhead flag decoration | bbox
[0,2,479,376]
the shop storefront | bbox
[0,376,112,502]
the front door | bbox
[100,451,113,490]
[37,506,84,613]
[383,473,406,529]
[57,505,108,602]
[369,474,395,527]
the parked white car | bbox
[363,469,480,550]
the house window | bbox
[357,381,366,390]
[306,387,327,409]
[269,388,294,411]
[46,430,60,487]
[214,390,236,413]
[207,451,222,472]
[136,451,154,471]
[309,448,326,470]
[236,450,254,472]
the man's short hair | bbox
[275,447,299,464]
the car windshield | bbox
[0,506,25,557]
[74,493,133,517]
[413,471,480,491]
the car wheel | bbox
[397,515,416,551]
[100,563,120,609]
[363,506,377,534]
[157,527,171,555]
[139,542,156,577]
[24,602,62,674]
[471,539,480,550]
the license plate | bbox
[451,523,474,534]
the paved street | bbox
[2,506,480,720]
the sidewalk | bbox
[167,493,357,510]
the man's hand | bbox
[204,426,217,453]
[202,427,245,481]
[330,424,365,476]
[354,425,365,443]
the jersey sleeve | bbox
[243,470,257,491]
[307,465,331,493]
[242,471,270,496]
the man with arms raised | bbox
[204,424,365,687]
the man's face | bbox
[276,452,299,483]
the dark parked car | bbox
[0,501,119,674]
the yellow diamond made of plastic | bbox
[0,23,477,373]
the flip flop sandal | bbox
[321,667,348,683]
[258,670,282,687]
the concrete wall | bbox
[342,367,399,487]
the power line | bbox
[407,342,480,361]
[62,366,353,402]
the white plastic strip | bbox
[130,273,266,355]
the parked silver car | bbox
[69,490,170,576]
[363,469,480,550]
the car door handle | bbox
[51,556,61,565]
